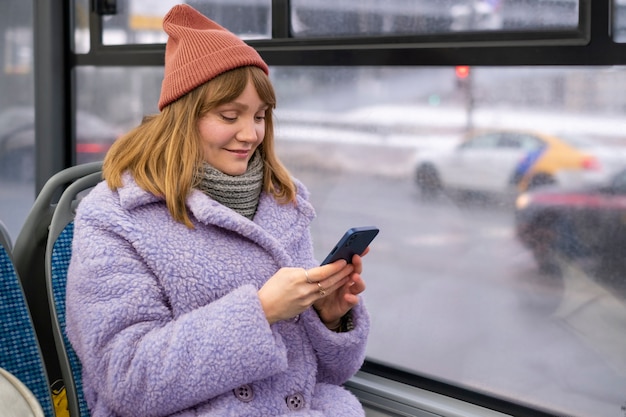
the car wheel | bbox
[533,242,561,275]
[529,214,585,275]
[526,213,561,274]
[527,173,555,190]
[415,164,441,199]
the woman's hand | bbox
[312,252,367,329]
[257,249,368,327]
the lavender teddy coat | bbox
[65,173,370,417]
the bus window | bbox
[290,0,579,37]
[614,0,626,42]
[97,0,271,47]
[269,66,625,417]
[0,1,35,241]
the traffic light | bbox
[455,65,471,89]
[454,66,474,130]
[455,65,470,79]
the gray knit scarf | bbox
[196,150,264,220]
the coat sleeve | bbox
[284,203,371,386]
[300,302,370,385]
[66,205,289,417]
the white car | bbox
[413,129,626,199]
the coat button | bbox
[292,314,300,323]
[285,392,305,410]
[233,384,254,402]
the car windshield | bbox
[459,133,500,149]
[554,133,596,148]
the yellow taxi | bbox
[414,129,626,198]
[512,131,618,192]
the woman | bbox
[65,4,370,417]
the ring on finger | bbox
[317,282,326,297]
[304,269,313,284]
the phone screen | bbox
[320,226,379,265]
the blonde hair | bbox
[103,66,296,228]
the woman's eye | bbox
[221,114,237,122]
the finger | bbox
[307,260,350,284]
[321,259,350,278]
[351,254,364,274]
[337,276,364,308]
[320,264,354,292]
[310,275,352,304]
[303,268,314,284]
[343,291,361,307]
[322,275,351,295]
[348,274,366,294]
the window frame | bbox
[75,0,626,68]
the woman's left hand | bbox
[311,250,368,330]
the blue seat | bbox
[0,222,55,417]
[46,170,103,417]
[13,161,103,388]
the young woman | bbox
[65,4,370,416]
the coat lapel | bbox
[187,184,316,266]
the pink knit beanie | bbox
[158,4,269,110]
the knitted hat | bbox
[158,4,269,110]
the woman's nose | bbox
[236,119,258,142]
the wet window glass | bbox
[75,66,161,158]
[0,0,35,242]
[461,133,500,148]
[94,0,271,47]
[514,134,543,150]
[615,0,626,42]
[74,0,90,53]
[268,65,626,417]
[612,170,626,192]
[291,0,579,37]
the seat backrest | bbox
[46,171,103,417]
[0,222,55,417]
[0,219,12,252]
[12,161,103,387]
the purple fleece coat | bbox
[65,173,370,417]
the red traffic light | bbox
[455,65,470,79]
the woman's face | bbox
[197,79,267,176]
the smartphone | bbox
[320,226,379,265]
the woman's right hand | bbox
[258,261,355,324]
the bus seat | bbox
[12,162,103,389]
[0,219,12,251]
[0,221,55,417]
[46,170,102,417]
